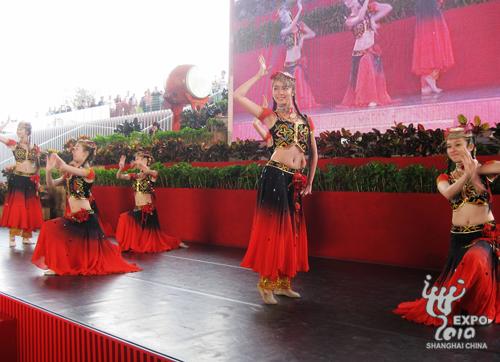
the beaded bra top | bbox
[12,143,38,163]
[352,15,373,39]
[437,172,491,210]
[130,174,155,195]
[269,115,312,154]
[65,168,94,200]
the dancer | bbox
[0,121,43,247]
[234,55,318,304]
[413,0,454,95]
[115,151,187,252]
[341,0,392,107]
[278,0,318,109]
[64,137,114,236]
[32,138,141,275]
[394,127,500,325]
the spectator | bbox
[149,121,161,136]
[129,94,138,113]
[151,87,162,111]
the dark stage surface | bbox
[0,230,498,362]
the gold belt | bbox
[13,170,35,177]
[451,220,496,234]
[266,160,302,175]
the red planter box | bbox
[102,155,498,171]
[93,186,500,270]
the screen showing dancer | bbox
[231,0,500,138]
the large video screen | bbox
[230,0,500,139]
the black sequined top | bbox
[65,168,94,200]
[438,172,492,210]
[270,116,312,154]
[352,15,373,39]
[131,174,155,194]
[13,143,38,163]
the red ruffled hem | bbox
[32,217,141,275]
[1,191,43,231]
[394,244,499,325]
[241,207,309,279]
[115,212,181,253]
[412,17,454,75]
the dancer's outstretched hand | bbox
[118,155,126,170]
[257,55,270,78]
[460,149,477,178]
[46,154,56,171]
[261,95,268,108]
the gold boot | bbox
[275,277,301,298]
[257,277,278,305]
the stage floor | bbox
[0,229,498,361]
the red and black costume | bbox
[241,108,312,290]
[341,6,392,107]
[394,172,499,325]
[412,0,454,77]
[1,141,43,238]
[32,167,141,275]
[115,173,181,253]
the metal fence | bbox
[0,109,172,170]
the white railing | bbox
[0,109,172,171]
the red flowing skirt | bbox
[394,233,499,325]
[90,197,115,237]
[241,165,309,279]
[32,214,141,276]
[1,174,43,232]
[115,207,181,253]
[412,14,454,75]
[342,46,391,107]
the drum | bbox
[164,65,211,130]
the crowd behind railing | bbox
[46,86,167,117]
[46,71,228,118]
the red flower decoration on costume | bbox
[6,139,16,147]
[292,172,307,191]
[141,204,154,215]
[482,223,497,240]
[72,209,91,223]
[30,175,40,185]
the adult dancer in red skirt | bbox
[278,0,319,109]
[115,151,187,253]
[0,121,43,247]
[32,138,140,276]
[413,0,454,95]
[341,0,392,107]
[234,55,318,304]
[394,127,500,325]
